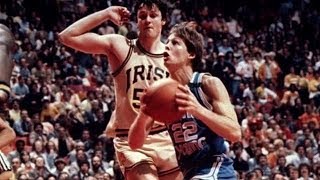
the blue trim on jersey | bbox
[167,72,236,180]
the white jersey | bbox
[106,39,169,137]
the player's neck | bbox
[170,67,193,85]
[138,35,164,54]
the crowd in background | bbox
[0,0,320,179]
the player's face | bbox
[164,34,194,72]
[137,4,165,39]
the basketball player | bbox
[129,22,241,179]
[0,24,16,179]
[58,0,182,179]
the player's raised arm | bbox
[58,6,130,56]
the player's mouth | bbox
[144,26,153,30]
[163,52,169,61]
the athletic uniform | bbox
[0,150,11,174]
[167,72,236,180]
[106,39,179,176]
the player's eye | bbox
[138,14,147,20]
[172,40,179,45]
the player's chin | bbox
[164,62,175,72]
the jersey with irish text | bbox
[106,39,169,137]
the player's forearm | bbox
[195,107,241,142]
[0,171,14,179]
[0,127,16,149]
[128,113,153,149]
[59,8,110,41]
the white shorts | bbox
[114,130,179,176]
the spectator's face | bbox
[56,162,65,171]
[58,127,66,138]
[297,146,305,156]
[47,141,55,150]
[58,173,69,180]
[92,156,101,168]
[103,173,111,180]
[267,144,275,153]
[300,166,310,177]
[286,140,294,150]
[17,142,25,151]
[254,169,262,178]
[76,150,86,161]
[34,140,43,152]
[95,174,104,180]
[274,174,286,180]
[80,163,89,173]
[277,157,286,166]
[35,157,44,167]
[11,158,21,170]
[41,87,48,94]
[82,130,90,140]
[12,101,19,110]
[18,174,28,180]
[94,150,103,159]
[21,110,28,120]
[258,156,267,166]
[21,152,30,162]
[18,77,24,85]
[35,125,43,134]
[234,147,242,156]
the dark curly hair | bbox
[134,0,168,20]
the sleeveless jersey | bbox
[167,72,236,180]
[106,39,169,137]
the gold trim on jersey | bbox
[111,39,134,77]
[136,40,164,58]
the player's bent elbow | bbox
[58,32,71,45]
[229,129,242,142]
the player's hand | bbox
[175,84,203,115]
[106,6,130,26]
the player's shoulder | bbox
[105,34,129,45]
[201,74,228,100]
[202,74,224,87]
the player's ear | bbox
[188,52,196,60]
[161,19,166,26]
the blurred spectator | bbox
[12,76,29,100]
[7,140,25,162]
[52,158,70,177]
[29,122,47,145]
[9,99,21,122]
[13,109,32,136]
[28,156,51,179]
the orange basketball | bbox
[142,78,184,124]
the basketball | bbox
[142,78,184,124]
